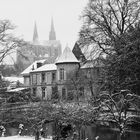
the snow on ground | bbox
[0,136,52,140]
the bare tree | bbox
[79,0,140,95]
[66,62,101,102]
[0,19,25,63]
[66,70,84,101]
[80,0,140,56]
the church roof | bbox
[33,21,39,44]
[31,63,56,73]
[55,46,79,64]
[21,59,46,76]
[49,18,56,40]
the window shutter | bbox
[48,73,50,84]
[37,74,40,85]
[30,76,32,85]
[58,70,60,81]
[64,70,66,80]
[39,74,41,84]
[45,73,48,84]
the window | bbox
[33,87,37,96]
[24,76,29,86]
[60,68,64,80]
[37,62,42,68]
[87,69,91,78]
[52,86,58,99]
[42,87,46,99]
[32,74,37,84]
[62,88,66,100]
[79,87,84,98]
[36,74,40,85]
[41,73,45,83]
[52,72,56,82]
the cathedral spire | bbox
[33,21,39,44]
[49,18,56,40]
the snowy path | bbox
[0,136,52,140]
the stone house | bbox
[21,46,101,100]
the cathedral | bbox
[16,19,62,71]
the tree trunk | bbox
[117,129,125,140]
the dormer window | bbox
[37,62,42,68]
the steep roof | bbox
[81,59,103,69]
[72,42,86,62]
[21,59,46,76]
[33,21,39,44]
[49,18,56,40]
[55,46,79,64]
[31,63,56,73]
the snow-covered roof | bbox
[31,63,56,73]
[55,46,79,64]
[7,87,28,92]
[4,76,24,84]
[21,59,46,76]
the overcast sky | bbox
[0,0,87,50]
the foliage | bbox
[66,70,85,101]
[94,89,140,139]
[0,79,9,89]
[0,65,15,76]
[66,60,101,101]
[51,85,59,100]
[6,90,41,103]
[7,92,29,103]
[0,101,99,130]
[103,25,140,95]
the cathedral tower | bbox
[49,18,56,40]
[33,21,39,44]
